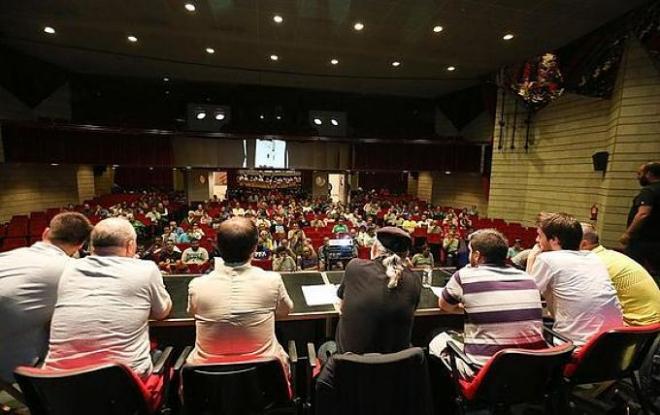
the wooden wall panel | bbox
[432,172,488,213]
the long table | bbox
[153,267,457,327]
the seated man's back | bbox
[0,213,92,382]
[44,218,171,378]
[187,217,293,366]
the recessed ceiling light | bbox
[313,118,322,125]
[273,15,283,23]
[331,119,339,126]
[270,54,279,61]
[353,22,364,31]
[205,47,215,54]
[43,26,56,34]
[433,25,443,33]
[163,77,169,82]
[127,35,138,43]
[445,170,452,175]
[149,167,154,171]
[50,163,59,166]
[447,66,456,71]
[165,90,170,95]
[392,61,401,67]
[215,112,226,120]
[330,58,339,65]
[259,114,265,120]
[186,166,192,170]
[184,3,196,12]
[503,33,514,40]
[196,111,206,120]
[276,115,282,120]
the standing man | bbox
[527,212,622,345]
[44,218,172,380]
[0,213,92,384]
[621,162,660,276]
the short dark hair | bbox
[48,212,93,246]
[537,212,582,250]
[217,217,258,263]
[642,161,660,177]
[469,229,508,266]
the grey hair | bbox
[91,218,137,253]
[371,239,406,289]
[580,222,599,245]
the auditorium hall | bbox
[0,1,659,414]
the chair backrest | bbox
[14,364,151,415]
[463,344,574,404]
[317,347,432,415]
[181,358,290,415]
[565,324,660,384]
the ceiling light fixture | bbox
[353,22,364,31]
[205,47,215,54]
[392,61,401,67]
[433,25,443,33]
[270,54,279,61]
[259,114,265,120]
[215,112,226,120]
[330,58,339,65]
[447,66,456,71]
[503,33,514,40]
[43,26,56,34]
[127,35,138,43]
[184,3,196,12]
[276,115,282,120]
[273,15,283,23]
[163,77,169,82]
[313,118,322,125]
[196,111,206,120]
[331,119,339,126]
[50,163,59,166]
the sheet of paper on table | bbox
[302,284,340,306]
[429,286,444,298]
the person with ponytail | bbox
[334,227,422,354]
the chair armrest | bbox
[288,340,298,364]
[306,343,317,369]
[288,341,298,399]
[153,346,174,375]
[173,346,193,371]
[446,340,479,371]
[543,325,572,345]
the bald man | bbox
[44,217,172,379]
[186,217,293,368]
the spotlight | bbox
[127,35,138,43]
[196,111,206,120]
[433,25,443,33]
[184,3,196,12]
[273,15,283,23]
[44,26,56,34]
[331,119,339,126]
[276,115,282,120]
[313,118,322,125]
[259,114,265,120]
[353,22,364,31]
[215,112,226,120]
[205,47,215,54]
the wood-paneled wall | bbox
[487,40,660,246]
[417,172,433,202]
[432,172,488,213]
[0,163,80,222]
[76,165,95,203]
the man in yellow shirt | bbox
[581,223,660,326]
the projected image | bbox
[255,139,287,168]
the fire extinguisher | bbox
[590,204,598,221]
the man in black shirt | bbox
[621,162,660,276]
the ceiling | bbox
[0,0,649,98]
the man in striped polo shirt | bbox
[429,229,545,376]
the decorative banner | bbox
[506,53,564,111]
[237,170,301,189]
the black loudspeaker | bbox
[93,165,107,176]
[592,151,609,172]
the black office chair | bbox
[312,346,433,415]
[13,347,174,415]
[441,329,575,414]
[177,341,301,415]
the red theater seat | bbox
[14,347,174,415]
[1,237,29,252]
[252,258,273,270]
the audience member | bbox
[411,244,434,268]
[527,212,623,344]
[581,223,659,326]
[158,240,184,273]
[443,228,460,266]
[273,246,298,272]
[181,238,210,266]
[0,213,92,383]
[507,238,524,259]
[299,246,320,271]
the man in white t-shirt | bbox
[0,213,92,384]
[181,238,209,265]
[527,212,622,345]
[187,217,294,369]
[44,218,172,380]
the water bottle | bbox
[422,267,432,288]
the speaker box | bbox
[592,151,609,172]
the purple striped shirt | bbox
[442,264,545,365]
